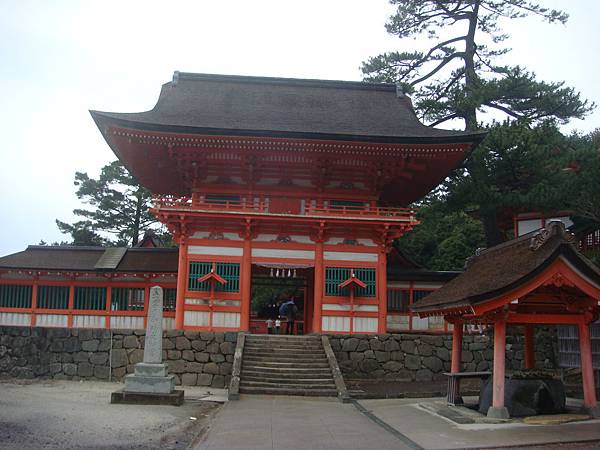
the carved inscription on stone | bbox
[143,286,164,364]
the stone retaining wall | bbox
[327,327,558,380]
[0,326,237,388]
[1,326,558,385]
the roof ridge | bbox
[172,71,398,92]
[27,245,106,251]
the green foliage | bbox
[56,160,161,246]
[364,1,595,251]
[362,1,592,130]
[397,204,485,270]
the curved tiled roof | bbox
[0,246,178,273]
[411,222,600,314]
[91,72,485,143]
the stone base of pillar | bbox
[486,406,510,419]
[111,389,184,406]
[583,404,600,418]
[124,362,176,394]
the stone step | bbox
[246,334,320,339]
[241,380,336,390]
[242,360,330,369]
[244,341,321,348]
[239,385,338,397]
[246,334,321,344]
[243,344,324,352]
[242,375,335,385]
[242,368,333,378]
[243,355,327,363]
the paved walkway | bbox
[197,395,600,450]
[361,397,600,449]
[196,395,408,450]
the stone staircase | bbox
[239,334,338,397]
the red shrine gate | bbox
[86,72,483,333]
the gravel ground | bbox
[0,379,221,450]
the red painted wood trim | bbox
[175,239,188,329]
[578,322,598,408]
[492,319,507,409]
[240,237,252,331]
[312,241,324,333]
[451,321,463,373]
[378,250,387,333]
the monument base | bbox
[123,362,175,394]
[110,389,185,406]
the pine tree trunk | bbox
[132,193,142,246]
[463,0,480,132]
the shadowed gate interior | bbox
[249,264,314,334]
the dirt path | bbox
[0,379,221,449]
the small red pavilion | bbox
[412,221,600,418]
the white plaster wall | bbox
[322,316,350,332]
[0,312,31,326]
[213,312,240,328]
[188,245,243,256]
[184,311,210,327]
[72,315,105,328]
[324,251,378,262]
[353,317,378,333]
[36,314,68,328]
[110,316,144,329]
[387,315,410,332]
[162,317,175,330]
[252,249,315,259]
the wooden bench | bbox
[443,371,491,405]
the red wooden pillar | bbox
[377,249,387,333]
[175,237,188,330]
[451,320,463,373]
[240,237,252,331]
[488,318,509,418]
[30,276,38,327]
[312,240,324,333]
[448,320,464,405]
[578,320,599,413]
[67,284,75,328]
[105,282,112,329]
[524,324,535,370]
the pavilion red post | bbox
[451,320,463,373]
[578,320,599,413]
[524,324,535,370]
[488,318,510,419]
[447,320,464,405]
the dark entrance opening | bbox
[249,265,314,334]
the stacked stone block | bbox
[327,327,557,380]
[0,327,236,388]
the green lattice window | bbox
[188,262,240,292]
[164,288,177,311]
[111,287,145,311]
[74,287,106,310]
[387,289,410,313]
[325,267,376,297]
[0,284,32,308]
[37,285,69,309]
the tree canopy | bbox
[363,1,597,263]
[362,0,594,131]
[56,160,162,246]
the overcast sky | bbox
[0,0,598,256]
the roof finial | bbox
[172,71,180,86]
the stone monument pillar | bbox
[111,286,184,405]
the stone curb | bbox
[322,335,350,403]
